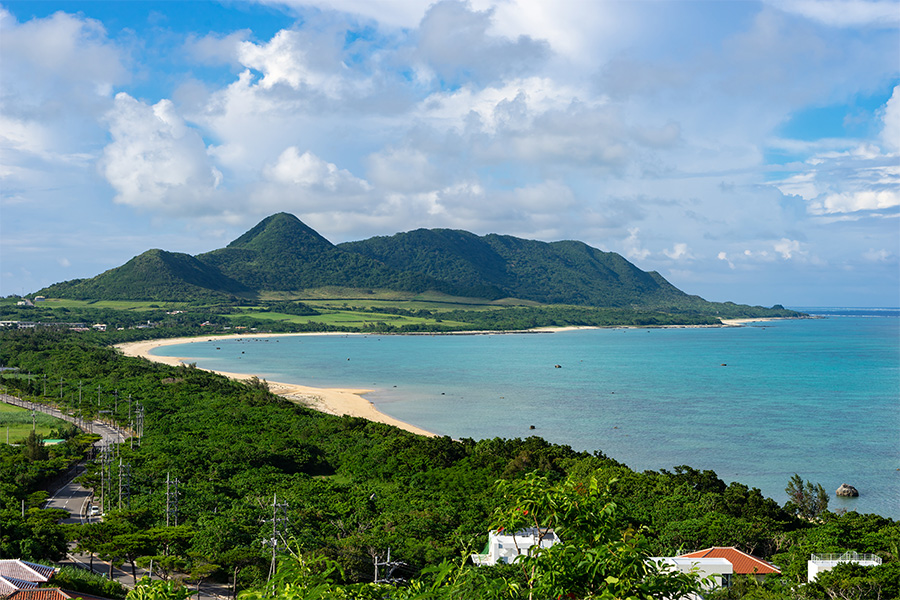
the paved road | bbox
[3,392,230,599]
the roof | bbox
[678,547,781,575]
[0,577,39,597]
[7,589,112,600]
[0,562,55,583]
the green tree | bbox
[489,472,703,599]
[23,430,48,462]
[785,474,829,520]
[126,578,196,600]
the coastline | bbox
[112,318,773,437]
[115,334,438,438]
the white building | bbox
[650,556,733,600]
[808,552,882,582]
[471,528,560,566]
[653,556,733,588]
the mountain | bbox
[339,229,707,309]
[35,213,780,314]
[195,213,439,293]
[37,249,251,301]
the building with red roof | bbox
[678,547,781,582]
[7,589,112,600]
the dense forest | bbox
[35,213,802,321]
[1,326,897,599]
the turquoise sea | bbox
[153,308,900,518]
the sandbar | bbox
[115,334,437,437]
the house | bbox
[471,528,560,566]
[807,552,882,582]
[653,556,733,587]
[677,547,780,582]
[0,561,55,585]
[0,561,55,599]
[7,589,112,600]
[0,577,39,598]
[650,557,733,600]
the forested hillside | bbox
[39,250,251,301]
[34,213,801,320]
[1,328,896,599]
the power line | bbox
[166,472,180,527]
[374,548,406,585]
[263,493,289,581]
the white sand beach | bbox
[115,334,437,437]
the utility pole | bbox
[264,493,289,582]
[166,472,180,527]
[374,548,406,585]
[118,458,131,510]
[135,403,144,446]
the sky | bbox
[1,0,898,307]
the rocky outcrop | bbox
[836,483,859,497]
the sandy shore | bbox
[115,334,438,437]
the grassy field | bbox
[230,309,471,328]
[0,402,70,444]
[28,299,189,311]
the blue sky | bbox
[1,0,898,307]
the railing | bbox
[810,552,882,565]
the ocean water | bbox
[153,309,900,518]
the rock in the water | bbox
[836,483,859,497]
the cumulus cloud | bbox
[817,190,900,214]
[414,0,549,86]
[0,7,127,190]
[880,85,900,154]
[663,243,693,260]
[366,147,441,193]
[623,228,651,260]
[774,238,804,259]
[773,86,900,219]
[264,146,370,193]
[185,30,250,66]
[100,93,223,214]
[237,29,343,92]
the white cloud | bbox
[880,85,900,154]
[663,243,693,260]
[863,248,894,262]
[185,30,250,66]
[623,228,651,260]
[366,147,441,193]
[264,146,370,193]
[774,238,804,259]
[237,29,341,91]
[770,0,900,27]
[100,94,222,214]
[717,251,735,269]
[413,0,549,86]
[773,88,900,218]
[818,190,900,213]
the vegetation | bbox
[30,212,803,321]
[1,327,896,599]
[0,402,73,443]
[785,474,830,521]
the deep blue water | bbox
[154,309,899,518]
